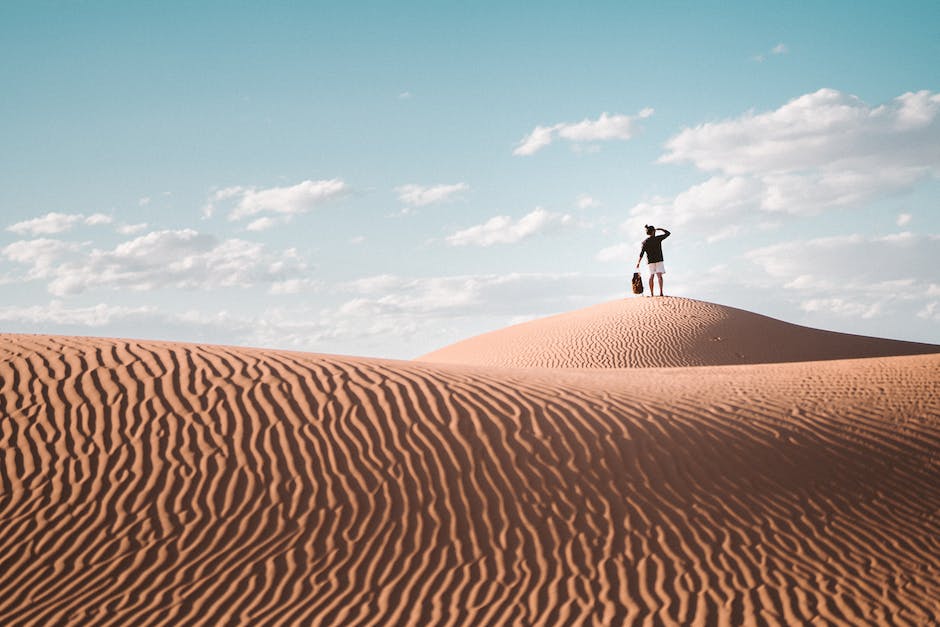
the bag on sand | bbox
[631,272,644,295]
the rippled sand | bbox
[421,297,940,368]
[1,299,939,625]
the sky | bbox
[1,1,939,359]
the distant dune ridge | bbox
[1,299,939,625]
[421,297,940,368]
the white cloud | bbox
[595,243,631,263]
[202,187,241,218]
[744,232,936,282]
[576,194,600,209]
[2,229,310,296]
[244,216,288,232]
[705,224,743,243]
[7,212,116,235]
[661,89,940,182]
[117,222,149,235]
[0,272,614,358]
[204,179,347,221]
[918,302,940,321]
[395,182,468,207]
[269,278,323,295]
[84,213,113,226]
[0,272,620,358]
[623,176,761,238]
[255,272,622,356]
[513,108,654,156]
[446,208,573,246]
[557,110,654,142]
[346,274,402,294]
[674,176,760,217]
[2,239,81,278]
[8,213,77,235]
[344,274,501,314]
[753,43,788,62]
[513,125,555,156]
[800,298,882,319]
[0,301,155,327]
[635,89,940,234]
[897,212,912,226]
[739,231,940,323]
[343,272,619,318]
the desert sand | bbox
[421,297,940,368]
[1,298,939,625]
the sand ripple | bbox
[1,334,939,625]
[420,298,940,368]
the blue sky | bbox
[2,1,938,357]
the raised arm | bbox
[658,228,671,239]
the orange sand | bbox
[1,298,938,625]
[421,297,940,367]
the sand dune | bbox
[1,322,939,624]
[421,297,940,368]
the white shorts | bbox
[648,261,666,274]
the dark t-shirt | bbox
[640,230,670,263]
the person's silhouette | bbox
[636,225,670,297]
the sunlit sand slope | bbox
[1,334,939,625]
[420,297,940,368]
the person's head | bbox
[645,224,655,237]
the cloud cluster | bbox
[342,271,617,315]
[7,212,113,235]
[117,223,149,235]
[395,183,468,207]
[4,238,83,279]
[745,231,937,285]
[514,109,654,156]
[204,179,347,228]
[2,229,309,296]
[662,89,940,178]
[629,89,940,238]
[446,208,573,246]
[0,301,155,327]
[594,243,633,263]
[0,271,622,359]
[741,231,940,323]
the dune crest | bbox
[420,297,940,368]
[1,333,939,625]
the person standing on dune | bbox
[636,225,670,297]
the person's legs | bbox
[657,272,664,296]
[648,274,655,296]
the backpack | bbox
[631,271,644,295]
